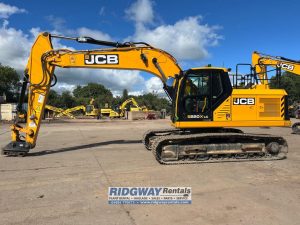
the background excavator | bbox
[57,98,100,118]
[2,32,291,164]
[117,97,148,117]
[18,104,75,121]
[100,97,141,118]
[249,51,300,133]
[61,97,146,118]
[45,105,75,119]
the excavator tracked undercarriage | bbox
[143,128,288,164]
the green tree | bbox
[46,90,76,108]
[0,64,20,102]
[61,91,76,108]
[73,83,113,107]
[135,93,171,112]
[47,90,60,106]
[45,82,171,113]
[270,72,300,104]
[122,89,128,101]
[73,83,112,98]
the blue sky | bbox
[0,0,299,95]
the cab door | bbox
[177,69,232,122]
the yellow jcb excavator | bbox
[249,51,300,134]
[44,105,75,119]
[58,98,100,118]
[118,97,144,116]
[102,97,146,118]
[2,32,291,164]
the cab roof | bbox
[191,66,229,72]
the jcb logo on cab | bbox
[233,98,255,105]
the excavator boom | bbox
[57,105,86,117]
[45,105,75,119]
[2,32,181,154]
[252,51,300,84]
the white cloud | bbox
[76,27,111,41]
[0,19,141,94]
[145,77,164,94]
[126,0,221,61]
[52,83,76,93]
[0,2,26,19]
[0,21,68,72]
[130,16,222,60]
[111,90,145,97]
[46,15,66,30]
[128,90,145,96]
[54,68,145,93]
[0,20,35,71]
[29,27,41,37]
[125,0,154,24]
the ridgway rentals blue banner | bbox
[108,187,192,204]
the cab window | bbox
[183,73,210,113]
[182,70,225,114]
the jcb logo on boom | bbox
[84,54,119,65]
[278,63,294,71]
[233,98,255,105]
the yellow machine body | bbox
[1,32,293,155]
[174,88,290,128]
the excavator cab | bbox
[171,68,232,123]
[85,105,94,114]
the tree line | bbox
[47,83,171,112]
[270,72,300,105]
[0,64,171,112]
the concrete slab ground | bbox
[0,119,299,225]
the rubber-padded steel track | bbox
[142,128,244,151]
[142,128,180,150]
[150,132,288,165]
